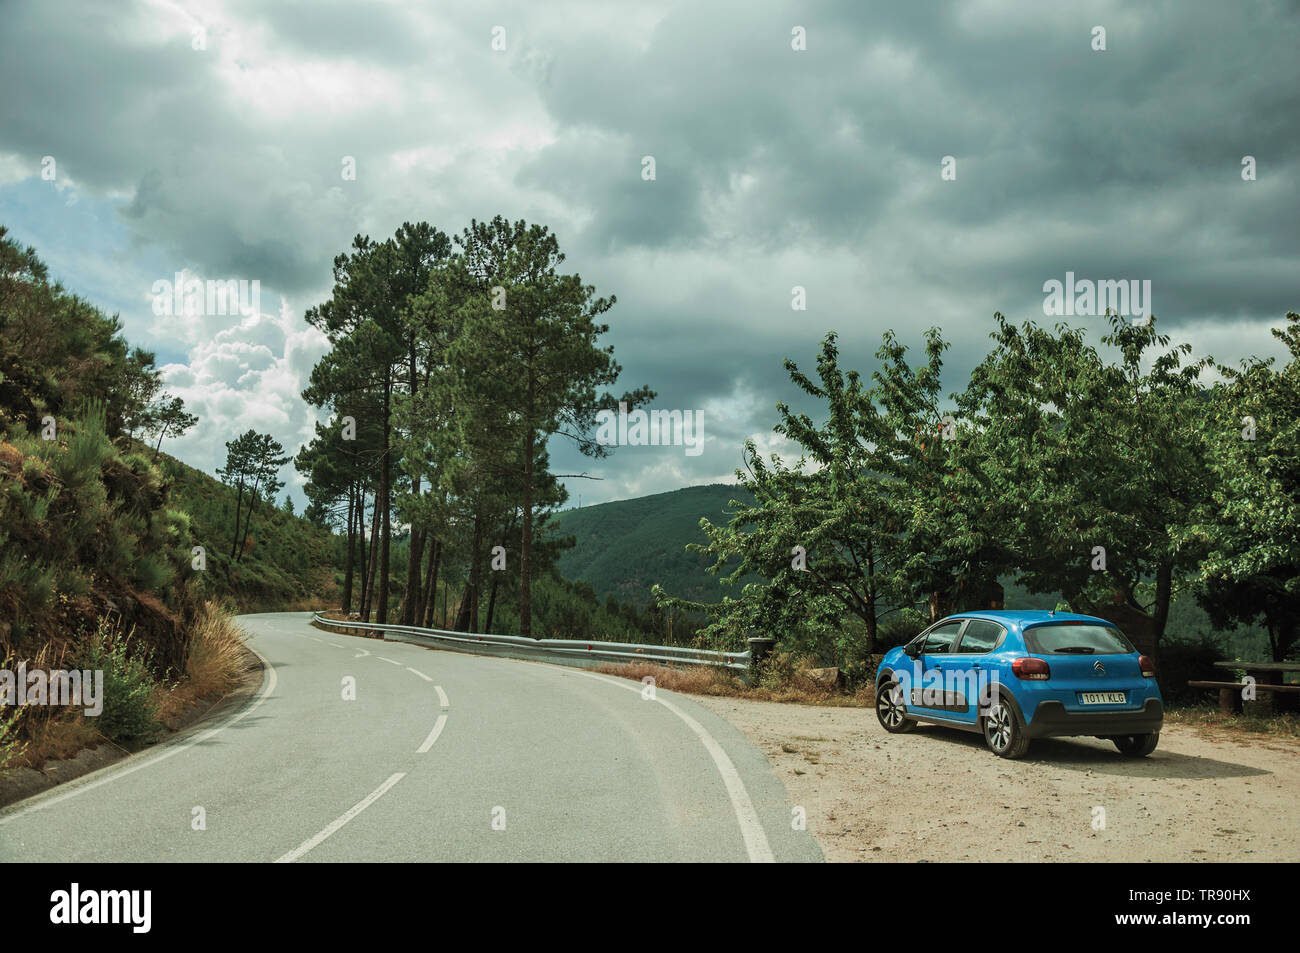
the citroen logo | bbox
[1093,660,1106,676]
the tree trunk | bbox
[377,377,392,624]
[864,538,877,651]
[361,489,380,622]
[485,571,501,634]
[342,483,356,612]
[238,483,261,563]
[230,480,245,559]
[355,488,369,616]
[418,537,439,628]
[520,429,535,638]
[468,514,483,634]
[402,527,425,625]
[453,579,473,632]
[151,423,169,463]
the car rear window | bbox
[1023,623,1134,655]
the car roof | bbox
[945,609,1114,628]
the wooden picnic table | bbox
[1187,661,1300,714]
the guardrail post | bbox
[747,635,776,668]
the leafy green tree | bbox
[303,224,452,623]
[1182,313,1300,661]
[219,430,289,563]
[446,217,652,636]
[141,395,197,462]
[654,329,997,655]
[956,313,1213,658]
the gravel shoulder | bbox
[694,695,1300,863]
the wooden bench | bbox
[1187,680,1300,714]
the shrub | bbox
[79,618,163,747]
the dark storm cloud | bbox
[2,0,1297,504]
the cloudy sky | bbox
[2,0,1297,509]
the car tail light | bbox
[1138,655,1156,678]
[1012,657,1051,680]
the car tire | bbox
[1112,732,1159,757]
[982,696,1031,759]
[875,680,916,733]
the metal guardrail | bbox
[311,614,751,672]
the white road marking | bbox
[376,656,402,666]
[0,644,279,825]
[416,715,448,754]
[354,647,371,659]
[562,669,776,863]
[274,772,406,863]
[406,667,432,681]
[415,686,450,753]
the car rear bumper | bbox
[1025,697,1163,738]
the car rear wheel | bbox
[1112,732,1159,757]
[982,697,1031,759]
[875,681,916,733]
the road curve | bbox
[0,612,822,862]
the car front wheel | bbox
[1112,732,1159,757]
[983,697,1031,759]
[875,681,916,733]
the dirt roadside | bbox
[0,644,265,811]
[695,694,1300,862]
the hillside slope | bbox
[155,448,340,611]
[549,483,756,607]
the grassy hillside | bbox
[548,483,756,607]
[155,448,340,611]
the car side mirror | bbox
[904,642,922,659]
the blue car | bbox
[874,610,1163,759]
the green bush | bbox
[79,620,163,746]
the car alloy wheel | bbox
[982,698,1031,758]
[875,681,915,733]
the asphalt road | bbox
[0,613,822,862]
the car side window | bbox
[922,621,963,654]
[955,620,1003,654]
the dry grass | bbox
[15,711,102,766]
[595,661,873,707]
[1164,704,1300,744]
[157,602,247,724]
[3,603,249,771]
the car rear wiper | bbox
[1054,646,1096,654]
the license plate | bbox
[1079,692,1126,705]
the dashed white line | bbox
[415,686,450,753]
[406,667,432,681]
[274,772,407,863]
[416,715,448,754]
[376,656,402,666]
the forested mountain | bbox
[549,484,756,607]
